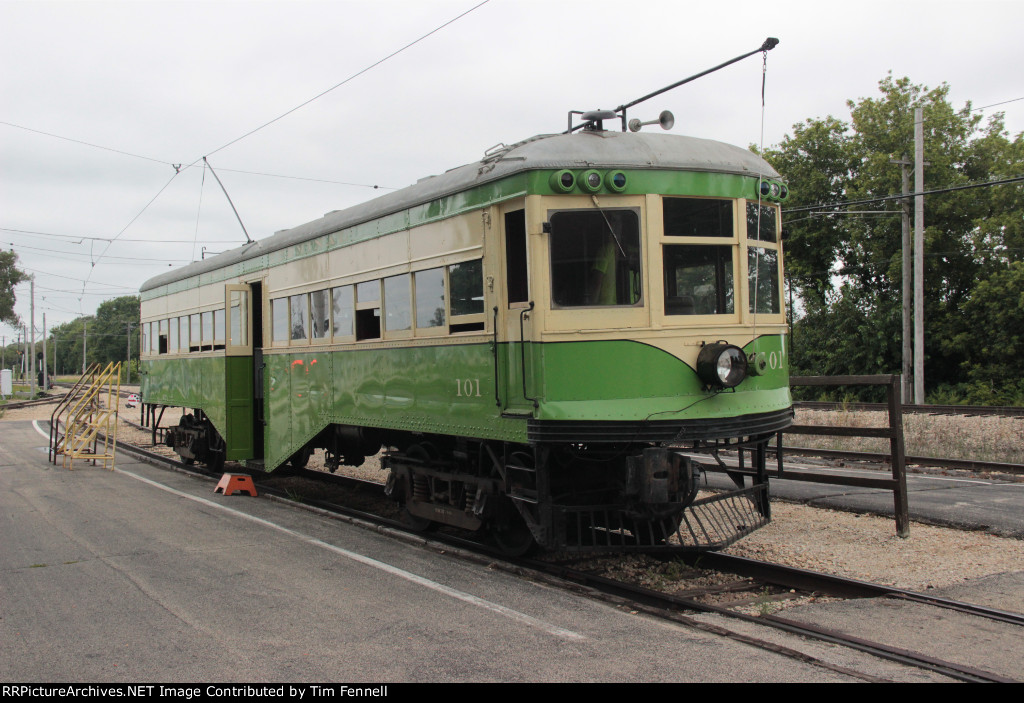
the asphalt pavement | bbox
[1,419,852,683]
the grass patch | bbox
[793,409,1024,464]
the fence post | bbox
[888,376,910,537]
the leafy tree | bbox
[89,295,140,368]
[762,74,1024,401]
[0,250,28,325]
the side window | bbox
[214,308,225,349]
[384,274,411,333]
[179,316,190,353]
[448,259,485,333]
[201,311,214,351]
[289,294,308,341]
[190,314,201,352]
[169,317,178,353]
[271,298,288,343]
[310,289,330,340]
[355,280,381,340]
[415,268,446,331]
[332,285,354,339]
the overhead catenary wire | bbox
[71,0,493,298]
[1,227,245,245]
[783,175,1024,217]
[202,0,492,160]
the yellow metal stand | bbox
[54,362,122,471]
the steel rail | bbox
[772,445,1024,476]
[794,400,1024,418]
[689,552,1024,627]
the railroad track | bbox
[794,400,1024,418]
[772,445,1024,476]
[106,436,1023,683]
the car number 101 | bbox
[455,378,482,397]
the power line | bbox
[1,227,242,245]
[0,120,173,166]
[203,0,491,159]
[11,1,492,291]
[215,167,397,191]
[972,96,1024,112]
[783,175,1024,216]
[17,265,138,289]
[9,241,191,264]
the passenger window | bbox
[449,260,484,317]
[310,289,330,339]
[201,311,214,350]
[271,299,288,343]
[169,317,178,353]
[214,308,225,349]
[384,274,411,332]
[289,294,308,341]
[549,209,642,307]
[190,314,201,351]
[332,285,354,338]
[355,281,381,340]
[448,260,485,333]
[415,268,446,330]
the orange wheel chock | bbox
[214,473,258,497]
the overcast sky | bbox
[2,0,1022,344]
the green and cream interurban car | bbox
[140,125,792,553]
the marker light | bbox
[607,171,627,192]
[580,169,603,193]
[550,170,576,193]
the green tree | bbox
[0,250,28,325]
[763,75,1024,401]
[90,295,140,368]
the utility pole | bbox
[82,320,87,375]
[914,107,926,405]
[42,313,47,391]
[126,322,134,384]
[890,154,913,404]
[29,277,36,398]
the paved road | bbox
[704,455,1024,538]
[0,420,848,683]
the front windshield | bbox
[549,209,642,307]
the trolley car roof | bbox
[141,130,780,292]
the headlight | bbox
[696,342,748,389]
